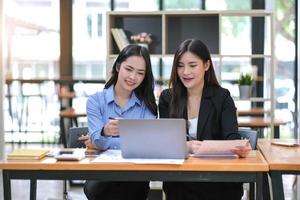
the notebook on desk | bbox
[119,119,188,159]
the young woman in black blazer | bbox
[159,39,251,200]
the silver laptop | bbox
[119,119,187,159]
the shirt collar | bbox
[105,86,115,104]
[128,90,142,106]
[105,85,142,106]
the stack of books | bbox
[7,149,49,160]
[111,28,130,51]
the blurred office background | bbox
[1,0,297,144]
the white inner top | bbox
[188,117,198,139]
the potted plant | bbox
[238,73,253,99]
[130,32,152,49]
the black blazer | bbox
[159,84,240,140]
[159,84,243,200]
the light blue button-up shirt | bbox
[86,85,156,150]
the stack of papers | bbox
[92,150,184,165]
[192,140,249,158]
[7,149,49,160]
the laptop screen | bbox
[119,119,187,159]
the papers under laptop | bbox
[92,119,187,165]
[92,149,185,165]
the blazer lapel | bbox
[197,85,213,139]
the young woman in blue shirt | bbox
[83,44,157,200]
[159,39,251,200]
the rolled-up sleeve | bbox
[86,95,118,150]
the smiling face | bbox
[115,55,146,93]
[177,52,210,91]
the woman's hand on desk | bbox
[230,142,252,158]
[187,140,202,154]
[78,135,97,150]
[103,119,119,136]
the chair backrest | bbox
[238,128,258,150]
[67,127,89,148]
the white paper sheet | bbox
[54,149,86,161]
[192,140,249,158]
[91,150,184,165]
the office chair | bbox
[63,126,89,200]
[238,128,261,200]
[238,128,258,150]
[67,127,89,148]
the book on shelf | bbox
[118,28,130,48]
[111,28,130,51]
[7,149,49,160]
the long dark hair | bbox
[169,39,219,118]
[105,44,157,116]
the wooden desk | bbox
[238,117,286,138]
[0,151,268,200]
[238,108,270,116]
[6,77,104,105]
[258,139,300,200]
[58,91,76,99]
[58,90,76,115]
[59,108,86,119]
